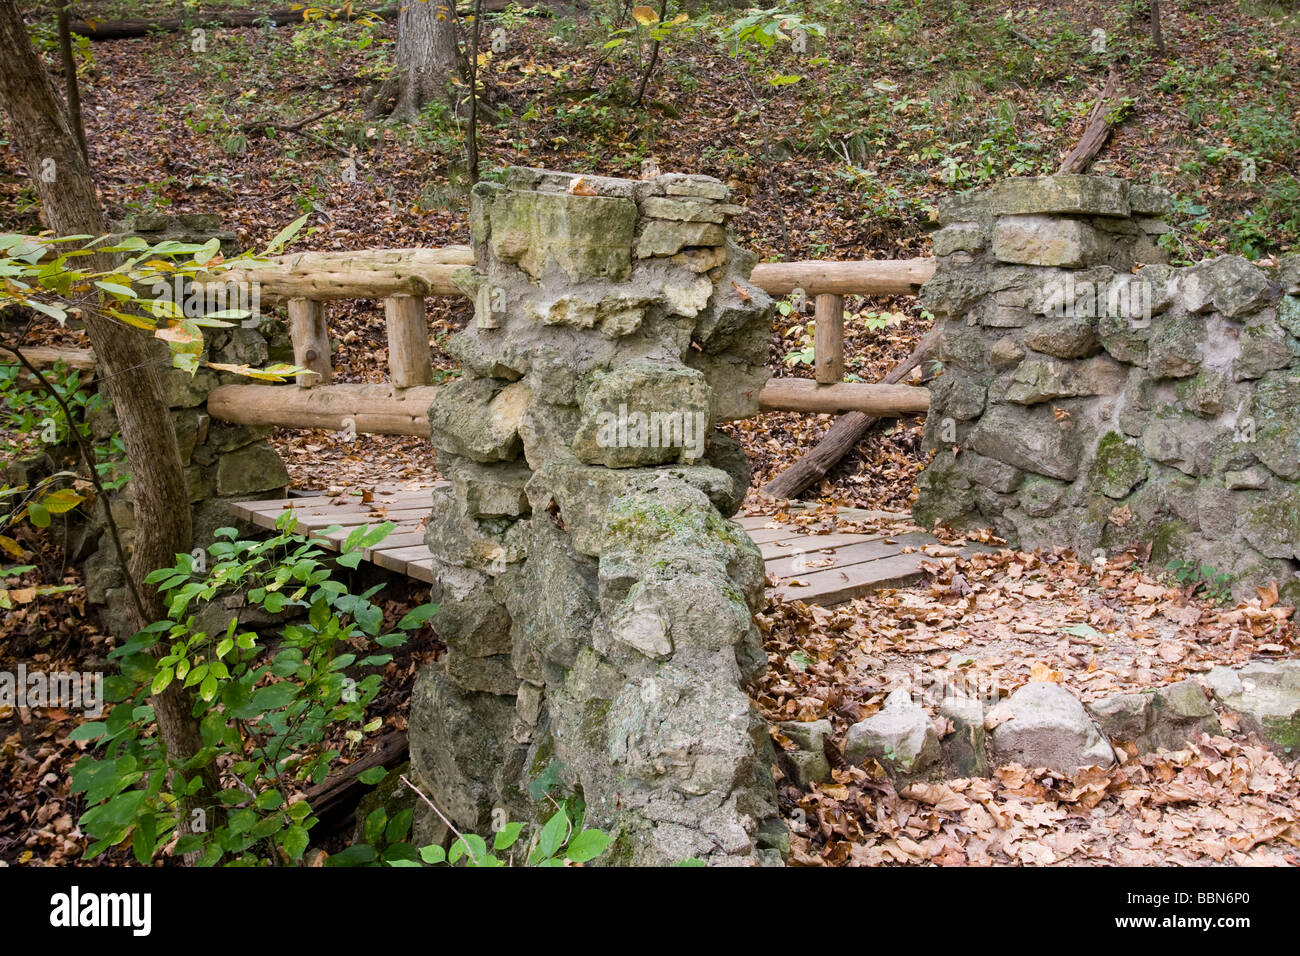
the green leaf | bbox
[250,682,299,711]
[151,667,174,695]
[419,844,446,865]
[397,603,439,630]
[358,766,388,785]
[282,824,310,860]
[536,807,568,860]
[493,820,525,851]
[325,843,378,867]
[565,828,611,863]
[27,502,51,528]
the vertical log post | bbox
[814,293,845,384]
[287,297,331,387]
[384,294,432,388]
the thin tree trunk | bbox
[0,0,216,830]
[1150,0,1165,55]
[466,0,483,183]
[55,0,86,159]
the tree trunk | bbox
[368,0,463,120]
[0,0,215,829]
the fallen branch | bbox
[302,729,408,835]
[761,325,941,501]
[1057,63,1128,175]
[67,0,569,41]
[239,103,342,133]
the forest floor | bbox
[1,0,1299,865]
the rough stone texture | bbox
[940,696,990,777]
[411,168,783,865]
[915,175,1299,603]
[1088,680,1221,753]
[1207,661,1300,756]
[989,682,1115,773]
[844,690,942,779]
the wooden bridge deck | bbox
[229,486,976,607]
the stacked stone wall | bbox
[914,175,1300,604]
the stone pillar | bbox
[409,167,786,865]
[915,174,1300,604]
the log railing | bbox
[24,249,937,434]
[198,247,935,396]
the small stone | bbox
[635,221,726,257]
[778,719,832,753]
[932,222,987,256]
[659,173,730,201]
[1223,467,1269,491]
[937,190,991,226]
[989,682,1115,773]
[786,750,831,787]
[1128,184,1173,218]
[940,696,989,777]
[1024,315,1101,358]
[844,689,942,778]
[641,196,739,224]
[968,404,1082,481]
[1205,661,1300,756]
[990,336,1026,369]
[215,442,289,495]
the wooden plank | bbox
[763,534,922,579]
[760,532,868,553]
[774,551,931,606]
[371,545,436,577]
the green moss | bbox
[1149,519,1191,563]
[1088,431,1148,499]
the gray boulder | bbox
[844,690,942,779]
[990,682,1115,773]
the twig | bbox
[239,103,343,133]
[399,773,484,865]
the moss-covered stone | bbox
[1089,431,1148,498]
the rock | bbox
[932,223,988,256]
[990,336,1026,369]
[571,361,713,468]
[962,452,1023,493]
[489,189,636,282]
[990,175,1130,218]
[1235,317,1292,381]
[641,196,741,223]
[989,682,1114,773]
[778,718,832,753]
[940,696,989,777]
[1001,355,1125,405]
[844,690,942,778]
[428,378,528,463]
[659,173,730,201]
[1024,315,1101,358]
[1175,256,1272,317]
[1088,692,1151,743]
[937,190,991,225]
[214,442,289,495]
[448,459,532,518]
[930,374,987,420]
[1088,431,1148,499]
[968,404,1083,481]
[786,751,831,787]
[1250,371,1300,479]
[1223,466,1269,491]
[635,220,726,258]
[993,215,1104,268]
[1206,661,1300,756]
[1146,680,1221,750]
[1128,184,1173,218]
[523,292,649,337]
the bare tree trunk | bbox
[368,0,463,120]
[1150,0,1166,55]
[55,0,86,159]
[0,0,216,823]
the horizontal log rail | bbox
[13,249,938,427]
[206,380,929,436]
